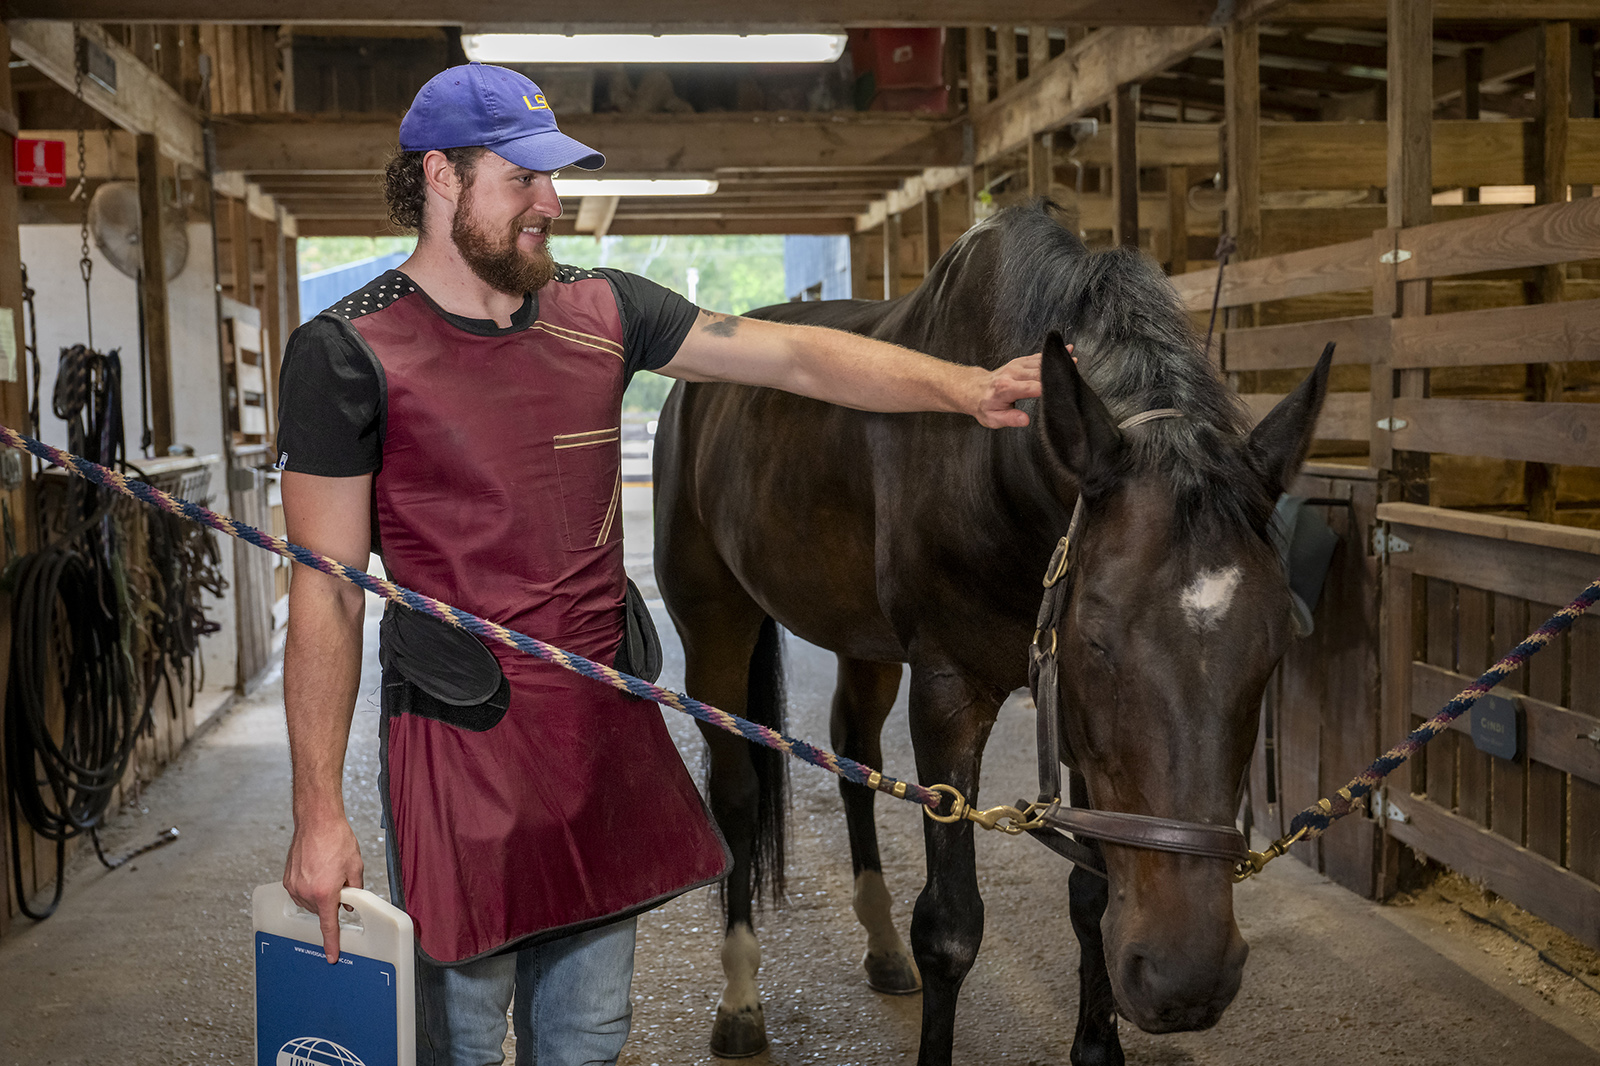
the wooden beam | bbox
[1389,397,1600,469]
[1528,21,1572,525]
[1027,24,1051,76]
[1378,0,1433,488]
[1071,122,1219,167]
[1166,165,1188,273]
[883,211,903,300]
[1392,299,1600,369]
[995,26,1019,96]
[8,21,203,170]
[1224,314,1385,371]
[1112,84,1139,248]
[1027,131,1052,198]
[1170,236,1373,312]
[575,195,621,236]
[921,188,942,274]
[215,114,966,176]
[1395,197,1600,281]
[8,2,1247,25]
[1224,23,1261,265]
[1276,1,1600,17]
[854,166,969,231]
[966,25,990,112]
[135,133,174,455]
[974,26,1217,165]
[261,209,283,440]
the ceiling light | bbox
[554,178,718,197]
[462,33,847,65]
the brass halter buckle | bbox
[925,784,1050,835]
[1231,826,1308,883]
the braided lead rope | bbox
[1291,576,1600,840]
[0,424,939,810]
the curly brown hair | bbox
[383,146,486,233]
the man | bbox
[278,62,1040,1066]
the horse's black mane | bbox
[986,201,1275,540]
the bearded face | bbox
[449,172,557,297]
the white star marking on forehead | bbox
[1181,566,1242,632]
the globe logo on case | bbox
[277,1036,366,1066]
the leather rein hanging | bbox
[930,408,1254,880]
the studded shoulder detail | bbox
[326,270,418,322]
[551,265,604,285]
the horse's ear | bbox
[1245,342,1334,495]
[1041,333,1123,484]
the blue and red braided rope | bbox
[0,424,939,810]
[1288,575,1600,839]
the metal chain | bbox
[73,37,94,349]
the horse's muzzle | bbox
[1111,930,1249,1034]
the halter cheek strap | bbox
[1024,408,1251,876]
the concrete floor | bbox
[3,482,1600,1065]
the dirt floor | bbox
[3,485,1600,1065]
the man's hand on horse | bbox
[972,351,1045,428]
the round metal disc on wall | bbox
[88,181,189,281]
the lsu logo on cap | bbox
[523,94,549,111]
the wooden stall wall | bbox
[1189,8,1600,948]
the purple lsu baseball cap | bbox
[399,62,605,171]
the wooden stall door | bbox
[1249,464,1382,898]
[1377,504,1600,950]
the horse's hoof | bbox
[710,1005,768,1059]
[864,949,922,994]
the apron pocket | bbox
[380,604,511,731]
[384,672,511,732]
[553,427,622,551]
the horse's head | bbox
[1037,332,1331,1033]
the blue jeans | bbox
[385,838,636,1065]
[413,918,637,1066]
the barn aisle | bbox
[2,489,1598,1065]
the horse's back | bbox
[653,342,904,661]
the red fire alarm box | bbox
[15,139,66,188]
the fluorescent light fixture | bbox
[462,33,847,64]
[553,178,718,197]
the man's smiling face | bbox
[449,150,563,296]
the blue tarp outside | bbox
[298,251,411,323]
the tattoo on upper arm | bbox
[700,313,742,338]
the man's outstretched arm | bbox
[659,310,1043,429]
[280,471,373,963]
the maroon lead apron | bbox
[346,270,729,964]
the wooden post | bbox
[1527,21,1571,525]
[135,134,175,455]
[921,189,942,275]
[0,22,38,935]
[1028,131,1053,200]
[849,231,870,300]
[996,27,1018,95]
[966,26,989,111]
[284,234,300,333]
[1112,83,1140,248]
[882,213,902,300]
[261,210,283,438]
[1167,165,1189,275]
[1027,25,1051,77]
[228,196,253,307]
[1224,24,1261,265]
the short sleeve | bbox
[595,268,700,378]
[275,314,385,477]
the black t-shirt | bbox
[275,267,698,478]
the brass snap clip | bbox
[1232,826,1308,883]
[925,784,1049,835]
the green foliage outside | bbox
[296,236,417,276]
[297,233,788,415]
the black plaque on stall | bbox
[1469,691,1519,760]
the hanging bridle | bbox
[931,408,1253,880]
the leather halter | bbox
[1024,408,1251,878]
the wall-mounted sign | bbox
[15,139,65,188]
[1470,690,1519,761]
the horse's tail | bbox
[746,615,788,908]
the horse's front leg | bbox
[907,665,1002,1066]
[1069,771,1123,1066]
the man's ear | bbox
[1246,342,1334,496]
[422,149,462,205]
[1040,332,1123,484]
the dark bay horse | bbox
[653,202,1331,1065]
